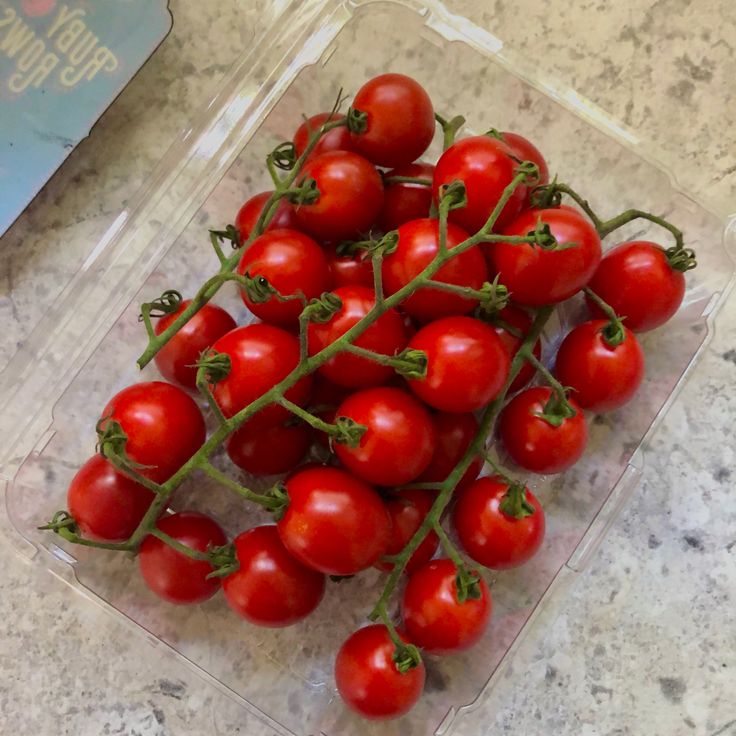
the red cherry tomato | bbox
[418,412,483,491]
[307,285,408,389]
[335,624,425,720]
[294,151,384,241]
[324,242,374,289]
[378,162,435,231]
[405,316,510,413]
[499,386,587,474]
[382,218,488,322]
[153,300,236,391]
[334,387,437,486]
[209,324,312,425]
[349,74,435,168]
[139,512,226,605]
[587,240,687,332]
[226,419,311,476]
[499,131,549,188]
[277,466,390,575]
[67,455,155,542]
[401,558,492,655]
[433,135,525,234]
[223,525,325,627]
[490,206,602,306]
[237,228,332,328]
[235,191,298,243]
[453,476,545,569]
[376,489,439,574]
[491,305,542,393]
[100,382,206,483]
[554,319,645,412]
[293,112,353,160]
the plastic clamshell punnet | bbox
[0,2,734,735]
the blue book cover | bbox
[0,0,172,236]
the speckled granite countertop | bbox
[1,1,735,734]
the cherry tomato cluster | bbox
[48,72,695,722]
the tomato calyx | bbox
[392,641,423,674]
[331,415,369,448]
[195,349,232,384]
[665,245,697,273]
[529,177,562,209]
[527,218,568,251]
[286,176,321,206]
[138,289,183,323]
[389,348,428,380]
[455,566,483,604]
[534,390,578,428]
[266,482,290,521]
[209,225,242,251]
[600,316,627,347]
[240,272,282,304]
[268,140,297,171]
[475,276,510,317]
[301,291,343,324]
[513,159,541,187]
[438,180,468,212]
[38,510,79,540]
[346,106,368,135]
[203,542,240,579]
[95,417,155,475]
[499,481,536,520]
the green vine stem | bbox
[583,286,627,346]
[373,601,423,672]
[434,112,465,150]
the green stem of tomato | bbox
[383,175,433,187]
[523,350,568,402]
[435,112,465,151]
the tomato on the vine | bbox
[401,558,492,655]
[293,112,353,160]
[405,316,510,413]
[418,412,483,491]
[237,228,332,328]
[307,285,408,389]
[499,131,549,188]
[382,218,488,322]
[208,324,313,425]
[294,151,384,241]
[490,304,542,393]
[349,73,435,168]
[554,319,645,412]
[67,455,155,542]
[335,624,425,720]
[453,476,545,569]
[278,466,390,575]
[587,240,687,332]
[376,489,439,575]
[490,205,602,306]
[139,512,226,605]
[223,525,325,627]
[235,191,298,243]
[378,162,435,231]
[433,135,525,234]
[324,242,374,289]
[499,386,587,474]
[100,381,206,483]
[334,387,437,486]
[153,300,236,391]
[226,419,311,476]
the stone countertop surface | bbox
[1,1,735,734]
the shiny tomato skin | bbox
[139,512,227,605]
[350,73,435,168]
[324,242,374,289]
[237,228,332,328]
[153,300,236,391]
[294,151,384,241]
[382,218,488,322]
[491,305,542,393]
[235,191,298,243]
[226,419,311,476]
[433,135,525,234]
[499,386,587,474]
[223,525,325,627]
[334,387,437,486]
[587,240,686,332]
[67,455,155,542]
[490,206,602,306]
[376,489,439,574]
[453,476,545,569]
[293,112,353,160]
[418,412,483,491]
[335,624,426,720]
[100,382,206,484]
[378,162,435,231]
[554,319,645,412]
[500,131,550,188]
[308,285,408,388]
[209,324,312,425]
[277,466,391,575]
[401,558,492,655]
[405,316,510,413]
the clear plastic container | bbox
[1,2,734,735]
